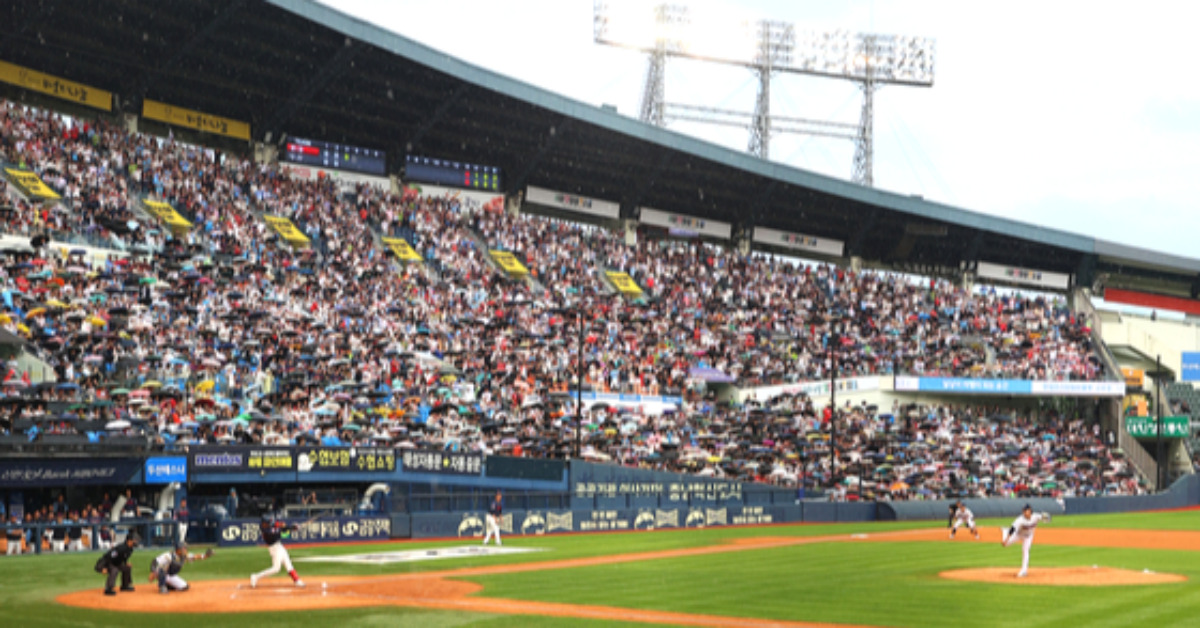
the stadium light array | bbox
[593,0,936,186]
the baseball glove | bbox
[204,548,214,559]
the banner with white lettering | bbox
[752,226,844,257]
[639,207,731,240]
[218,515,391,547]
[0,458,141,487]
[976,261,1070,291]
[525,185,619,219]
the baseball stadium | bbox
[1,1,1199,626]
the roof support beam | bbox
[126,0,249,98]
[406,83,471,150]
[260,40,362,141]
[846,208,877,257]
[509,117,573,194]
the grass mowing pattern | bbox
[467,539,1200,627]
[3,514,1196,627]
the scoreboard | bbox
[404,154,502,191]
[282,137,387,176]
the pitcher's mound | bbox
[940,566,1186,586]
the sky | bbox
[322,0,1200,259]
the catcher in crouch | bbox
[149,542,213,593]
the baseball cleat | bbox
[1017,570,1027,578]
[295,579,305,588]
[160,586,169,594]
[104,589,117,596]
[250,574,258,589]
[120,585,135,592]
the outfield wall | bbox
[880,475,1200,522]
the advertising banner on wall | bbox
[410,505,788,539]
[605,271,643,296]
[144,457,187,484]
[0,458,141,488]
[400,450,483,476]
[263,215,311,247]
[976,261,1070,291]
[279,163,389,192]
[381,237,423,262]
[189,447,296,473]
[639,207,731,240]
[489,250,529,277]
[218,515,391,547]
[579,391,683,415]
[0,60,113,111]
[1125,416,1190,439]
[752,226,844,257]
[141,198,193,232]
[738,376,880,403]
[894,376,1124,397]
[4,167,61,200]
[142,99,251,141]
[525,185,619,219]
[1182,352,1200,382]
[297,447,396,473]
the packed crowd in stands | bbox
[0,98,1131,498]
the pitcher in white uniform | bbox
[1001,503,1051,578]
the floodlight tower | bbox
[593,1,936,187]
[638,4,688,126]
[748,20,794,160]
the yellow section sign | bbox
[4,167,61,200]
[263,215,310,247]
[1122,368,1144,390]
[605,271,643,296]
[142,99,251,141]
[141,199,193,232]
[489,250,529,277]
[0,60,112,111]
[382,237,423,263]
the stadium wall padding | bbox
[879,498,1067,522]
[1063,474,1199,515]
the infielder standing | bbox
[1001,503,1052,578]
[148,542,212,593]
[482,491,502,546]
[250,513,304,588]
[949,501,980,539]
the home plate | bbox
[298,545,546,565]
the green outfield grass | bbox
[0,512,1195,627]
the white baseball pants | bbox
[253,542,295,580]
[483,514,501,545]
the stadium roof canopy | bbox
[2,0,1197,295]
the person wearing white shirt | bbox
[1001,503,1051,578]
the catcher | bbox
[148,542,213,594]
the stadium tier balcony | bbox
[0,98,1124,497]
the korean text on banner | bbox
[142,99,251,141]
[0,60,112,111]
[382,237,423,262]
[1124,416,1190,439]
[263,215,311,247]
[4,168,61,200]
[141,199,193,231]
[1182,352,1200,382]
[605,271,644,296]
[489,250,529,277]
